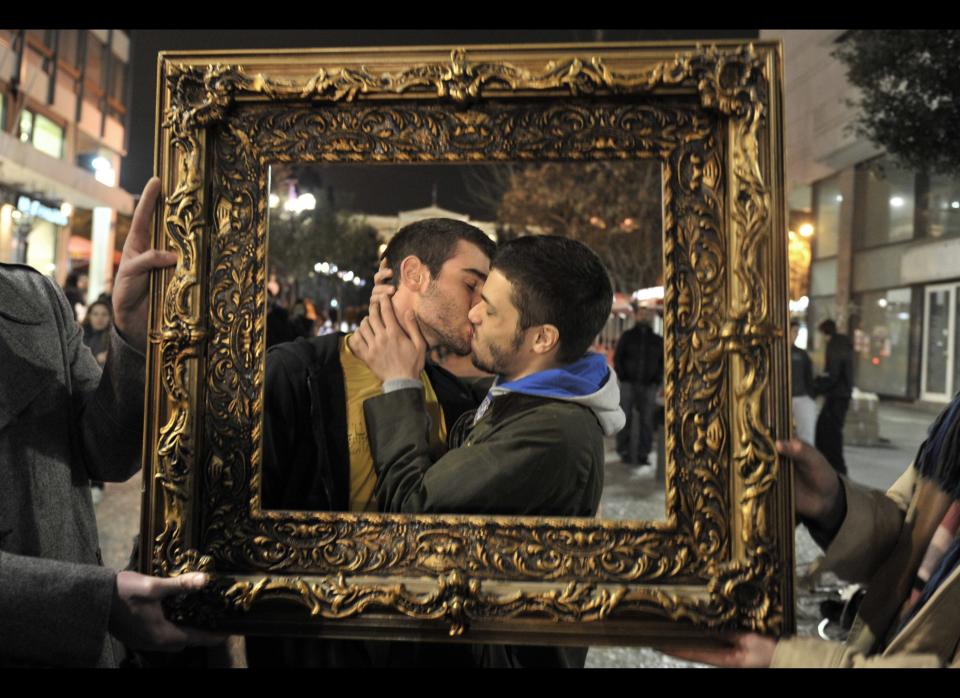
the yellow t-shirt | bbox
[340,335,447,511]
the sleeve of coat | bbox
[0,550,116,666]
[819,470,914,583]
[46,277,147,483]
[365,389,592,515]
[770,636,943,668]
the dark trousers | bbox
[617,382,656,464]
[815,396,850,476]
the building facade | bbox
[0,29,134,302]
[761,29,960,403]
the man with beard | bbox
[246,218,495,667]
[353,235,625,667]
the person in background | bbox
[63,270,88,322]
[82,299,114,367]
[613,303,664,466]
[814,319,855,475]
[790,319,817,444]
[290,298,315,338]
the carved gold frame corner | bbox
[140,41,794,646]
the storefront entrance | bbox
[922,282,960,402]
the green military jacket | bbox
[364,388,605,516]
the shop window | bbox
[58,29,81,69]
[926,173,960,240]
[813,175,842,258]
[84,33,105,90]
[19,109,65,159]
[858,159,915,248]
[851,288,912,397]
[109,58,126,104]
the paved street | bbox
[94,399,935,668]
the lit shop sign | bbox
[17,196,68,226]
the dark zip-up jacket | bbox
[247,333,483,667]
[259,333,480,511]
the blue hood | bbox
[478,353,626,436]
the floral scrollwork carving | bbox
[146,43,790,639]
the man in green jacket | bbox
[352,236,625,666]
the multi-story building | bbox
[0,29,134,301]
[761,29,960,404]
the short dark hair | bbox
[491,236,613,364]
[382,218,496,286]
[818,319,837,336]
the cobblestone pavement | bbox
[94,400,933,668]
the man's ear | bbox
[531,324,560,356]
[399,256,428,292]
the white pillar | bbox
[88,206,115,303]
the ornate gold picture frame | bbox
[140,41,794,647]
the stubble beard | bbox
[417,286,471,356]
[470,326,526,377]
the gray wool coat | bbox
[0,263,145,667]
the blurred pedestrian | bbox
[790,319,817,444]
[290,298,315,338]
[266,294,295,348]
[62,270,88,322]
[82,299,113,367]
[814,319,854,475]
[613,303,663,466]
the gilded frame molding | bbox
[141,41,793,646]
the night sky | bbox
[122,29,758,213]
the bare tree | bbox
[483,161,662,292]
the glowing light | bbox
[871,357,881,366]
[330,299,339,308]
[60,202,73,218]
[343,271,355,282]
[269,194,280,208]
[835,195,843,203]
[890,196,905,208]
[877,298,888,308]
[952,201,960,209]
[799,223,814,238]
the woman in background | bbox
[81,299,113,366]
